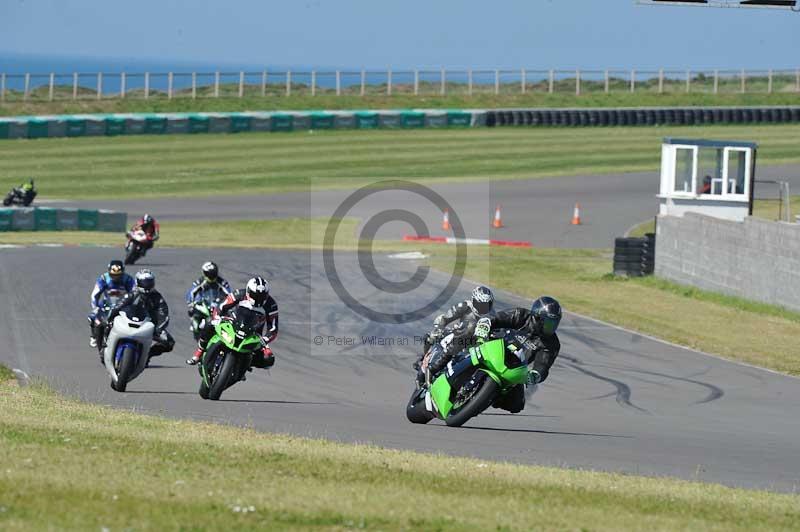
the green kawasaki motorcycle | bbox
[198,303,263,400]
[407,320,533,427]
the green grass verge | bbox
[4,218,800,376]
[1,373,798,531]
[4,90,800,117]
[0,365,13,382]
[4,125,800,200]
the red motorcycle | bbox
[124,229,155,265]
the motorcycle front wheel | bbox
[444,371,498,427]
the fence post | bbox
[768,69,773,94]
[413,69,419,95]
[214,71,220,98]
[467,69,472,96]
[713,69,719,94]
[48,72,54,101]
[796,68,799,93]
[144,72,149,99]
[97,72,102,100]
[191,72,196,99]
[630,69,635,93]
[311,70,316,96]
[0,73,5,102]
[121,72,126,98]
[23,73,30,101]
[548,69,554,94]
[441,67,446,96]
[335,70,341,96]
[360,69,365,96]
[239,71,245,98]
[658,69,664,94]
[740,69,746,93]
[387,68,392,96]
[73,72,78,100]
[494,69,500,95]
[521,68,526,94]
[575,69,580,96]
[685,69,690,93]
[168,72,173,99]
[605,69,609,93]
[261,70,267,97]
[286,70,292,96]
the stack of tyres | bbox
[613,233,656,277]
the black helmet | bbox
[201,261,219,282]
[531,296,561,336]
[471,285,494,315]
[107,260,125,282]
[246,276,270,306]
[135,269,155,293]
[142,214,154,226]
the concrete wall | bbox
[655,213,800,312]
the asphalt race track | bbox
[2,245,799,492]
[45,164,800,248]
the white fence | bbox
[2,68,800,102]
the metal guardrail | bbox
[1,68,799,102]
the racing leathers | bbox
[185,276,232,315]
[88,272,135,346]
[101,289,175,360]
[484,307,561,413]
[193,289,278,368]
[418,299,495,376]
[128,217,160,251]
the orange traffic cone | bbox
[442,209,451,231]
[492,205,504,228]
[571,203,582,225]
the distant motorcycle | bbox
[103,299,155,392]
[197,301,263,400]
[188,292,222,341]
[124,229,154,265]
[3,180,37,207]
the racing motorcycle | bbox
[124,229,154,265]
[186,285,225,341]
[89,289,126,346]
[197,301,263,400]
[103,299,155,392]
[406,319,532,427]
[3,181,37,206]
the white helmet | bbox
[246,276,270,306]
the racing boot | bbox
[186,347,204,366]
[426,348,451,380]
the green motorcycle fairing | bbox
[199,319,261,386]
[429,337,528,419]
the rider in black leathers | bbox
[100,269,175,363]
[415,286,495,379]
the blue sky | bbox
[1,0,798,70]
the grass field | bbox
[2,372,799,531]
[3,217,799,376]
[3,90,800,117]
[3,124,800,200]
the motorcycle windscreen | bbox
[121,300,150,323]
[228,306,263,350]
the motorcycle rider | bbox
[186,261,232,311]
[99,269,174,364]
[127,213,160,254]
[88,260,135,348]
[186,276,278,370]
[477,296,562,413]
[414,285,495,377]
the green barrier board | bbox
[56,208,79,231]
[310,112,335,130]
[356,112,379,129]
[0,121,10,139]
[78,209,99,231]
[166,116,189,134]
[333,113,356,129]
[230,114,252,133]
[27,119,50,139]
[47,119,66,137]
[271,114,294,132]
[105,117,125,136]
[0,209,12,231]
[84,119,106,136]
[447,111,472,127]
[188,115,210,133]
[144,116,167,134]
[124,117,146,134]
[207,115,230,133]
[34,207,58,231]
[249,114,271,132]
[400,111,425,128]
[65,118,86,137]
[11,208,36,231]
